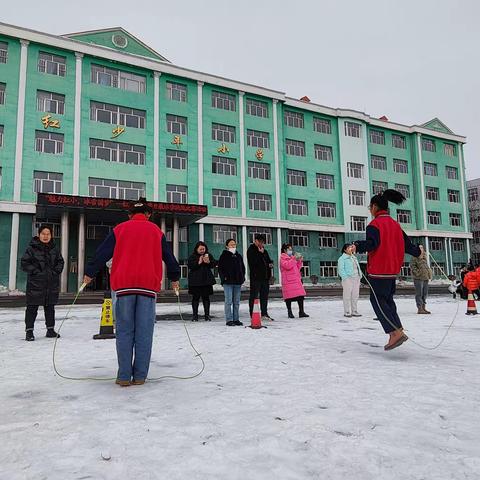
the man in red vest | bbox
[354,190,421,351]
[84,199,180,386]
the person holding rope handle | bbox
[353,190,421,351]
[83,199,180,386]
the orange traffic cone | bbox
[248,297,266,329]
[466,291,478,315]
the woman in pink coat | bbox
[280,243,309,318]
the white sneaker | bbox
[344,313,352,318]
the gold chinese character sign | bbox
[255,149,264,160]
[171,135,183,147]
[41,115,60,129]
[111,126,125,139]
[217,143,229,154]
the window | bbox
[448,189,460,203]
[429,237,443,251]
[249,193,272,212]
[344,121,361,138]
[288,198,308,216]
[0,42,7,64]
[371,155,387,170]
[393,159,408,174]
[167,114,187,135]
[247,129,270,148]
[397,209,411,224]
[248,227,273,245]
[91,64,146,93]
[285,139,305,156]
[427,211,441,225]
[372,181,388,195]
[89,139,145,165]
[450,213,462,227]
[395,184,410,199]
[425,187,440,201]
[90,101,146,129]
[212,189,237,209]
[87,223,114,240]
[424,162,437,176]
[212,123,235,143]
[453,263,465,276]
[347,163,364,179]
[444,143,456,157]
[38,52,66,77]
[246,98,268,118]
[369,130,385,145]
[317,202,336,218]
[300,261,310,278]
[284,111,304,128]
[166,184,188,204]
[0,83,5,105]
[422,138,436,152]
[213,225,237,244]
[446,166,458,180]
[431,263,446,277]
[33,171,63,194]
[33,218,61,238]
[316,174,334,190]
[313,117,331,134]
[392,134,406,149]
[468,188,478,202]
[314,144,333,161]
[212,90,236,111]
[319,261,338,278]
[166,150,187,170]
[88,178,145,200]
[351,216,367,232]
[179,261,189,279]
[319,232,337,248]
[166,81,187,102]
[248,161,271,180]
[166,227,188,243]
[35,131,64,154]
[400,263,411,278]
[212,156,236,175]
[0,125,3,148]
[288,230,309,247]
[349,190,366,206]
[37,91,65,115]
[287,169,307,187]
[451,239,465,252]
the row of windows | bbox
[348,161,458,180]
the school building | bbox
[0,22,472,292]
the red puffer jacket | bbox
[463,271,479,292]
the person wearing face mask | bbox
[337,243,362,318]
[279,243,309,318]
[217,238,246,326]
[21,225,64,341]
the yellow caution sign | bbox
[93,293,116,340]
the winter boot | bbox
[25,330,35,341]
[287,304,294,318]
[46,329,60,338]
[203,298,211,321]
[298,298,309,317]
[192,298,199,322]
[423,304,431,314]
[417,306,428,314]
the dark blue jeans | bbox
[115,294,156,381]
[368,277,403,334]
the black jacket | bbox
[21,237,64,306]
[218,250,245,285]
[187,253,217,287]
[247,244,273,281]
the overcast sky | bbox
[3,0,479,179]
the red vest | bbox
[367,211,405,277]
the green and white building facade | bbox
[0,22,472,292]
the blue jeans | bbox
[224,284,241,322]
[115,294,156,381]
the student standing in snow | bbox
[410,245,432,314]
[21,225,64,341]
[84,199,180,386]
[279,243,309,318]
[187,241,216,321]
[218,238,246,326]
[337,243,362,318]
[353,190,421,351]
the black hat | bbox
[129,197,152,215]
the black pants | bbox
[249,280,270,316]
[285,296,305,313]
[192,294,210,317]
[368,277,402,334]
[25,305,55,331]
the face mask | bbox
[228,247,236,254]
[287,250,293,256]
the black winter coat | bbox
[218,250,245,285]
[247,244,273,281]
[21,237,64,306]
[187,253,217,287]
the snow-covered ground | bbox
[1,295,479,480]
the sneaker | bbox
[233,320,243,326]
[351,313,362,317]
[344,314,352,318]
[204,315,211,321]
[299,312,309,318]
[131,379,145,385]
[226,321,235,326]
[46,329,60,338]
[115,379,131,387]
[25,331,35,341]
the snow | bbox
[1,295,479,480]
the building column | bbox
[153,72,161,201]
[272,99,281,220]
[60,212,69,293]
[448,238,454,275]
[425,236,431,267]
[160,217,167,290]
[197,81,204,205]
[238,91,246,218]
[199,223,205,242]
[466,237,471,263]
[416,133,427,230]
[458,144,469,234]
[277,227,282,283]
[72,52,83,195]
[8,213,20,291]
[77,213,85,290]
[242,225,248,277]
[172,217,180,287]
[444,237,450,275]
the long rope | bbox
[52,287,204,382]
